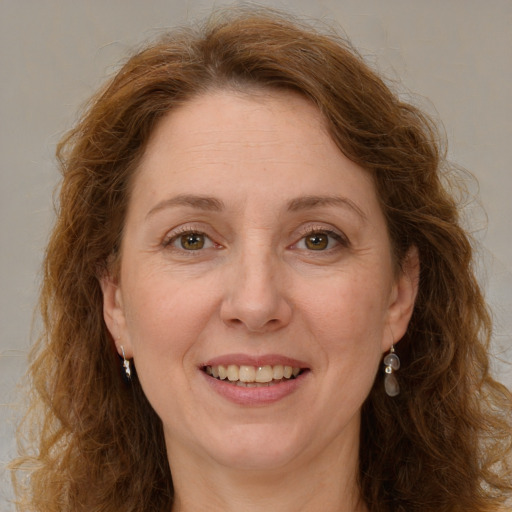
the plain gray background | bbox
[1,0,511,507]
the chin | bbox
[198,423,308,472]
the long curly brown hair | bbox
[11,6,512,512]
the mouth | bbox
[202,364,306,387]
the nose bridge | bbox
[220,230,291,332]
[240,238,275,300]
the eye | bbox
[304,232,330,251]
[295,229,347,251]
[166,231,214,251]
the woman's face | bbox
[102,90,417,473]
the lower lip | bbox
[201,370,309,406]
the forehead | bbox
[144,89,329,160]
[123,88,384,233]
[136,89,373,190]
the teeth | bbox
[204,364,302,383]
[218,365,227,380]
[256,365,273,383]
[235,380,282,387]
[273,365,284,379]
[239,365,256,382]
[227,364,238,382]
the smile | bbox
[203,364,303,387]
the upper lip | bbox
[201,353,309,368]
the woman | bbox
[12,7,512,512]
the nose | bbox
[219,243,292,333]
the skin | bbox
[102,89,419,512]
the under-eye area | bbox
[202,364,308,387]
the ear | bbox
[99,272,133,358]
[384,246,420,351]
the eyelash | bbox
[162,225,349,254]
[162,226,216,251]
[293,226,349,251]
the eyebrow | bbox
[146,194,225,219]
[145,193,367,221]
[287,195,367,221]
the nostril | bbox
[224,316,286,333]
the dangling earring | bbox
[121,345,132,382]
[383,345,400,397]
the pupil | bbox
[181,233,204,250]
[306,233,328,250]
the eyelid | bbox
[162,224,219,249]
[291,224,350,251]
[296,224,349,244]
[161,222,349,251]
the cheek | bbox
[298,271,391,394]
[120,276,218,416]
[121,272,219,361]
[293,276,388,436]
[301,272,391,345]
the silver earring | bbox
[383,345,400,397]
[121,345,132,381]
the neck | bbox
[168,427,368,512]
